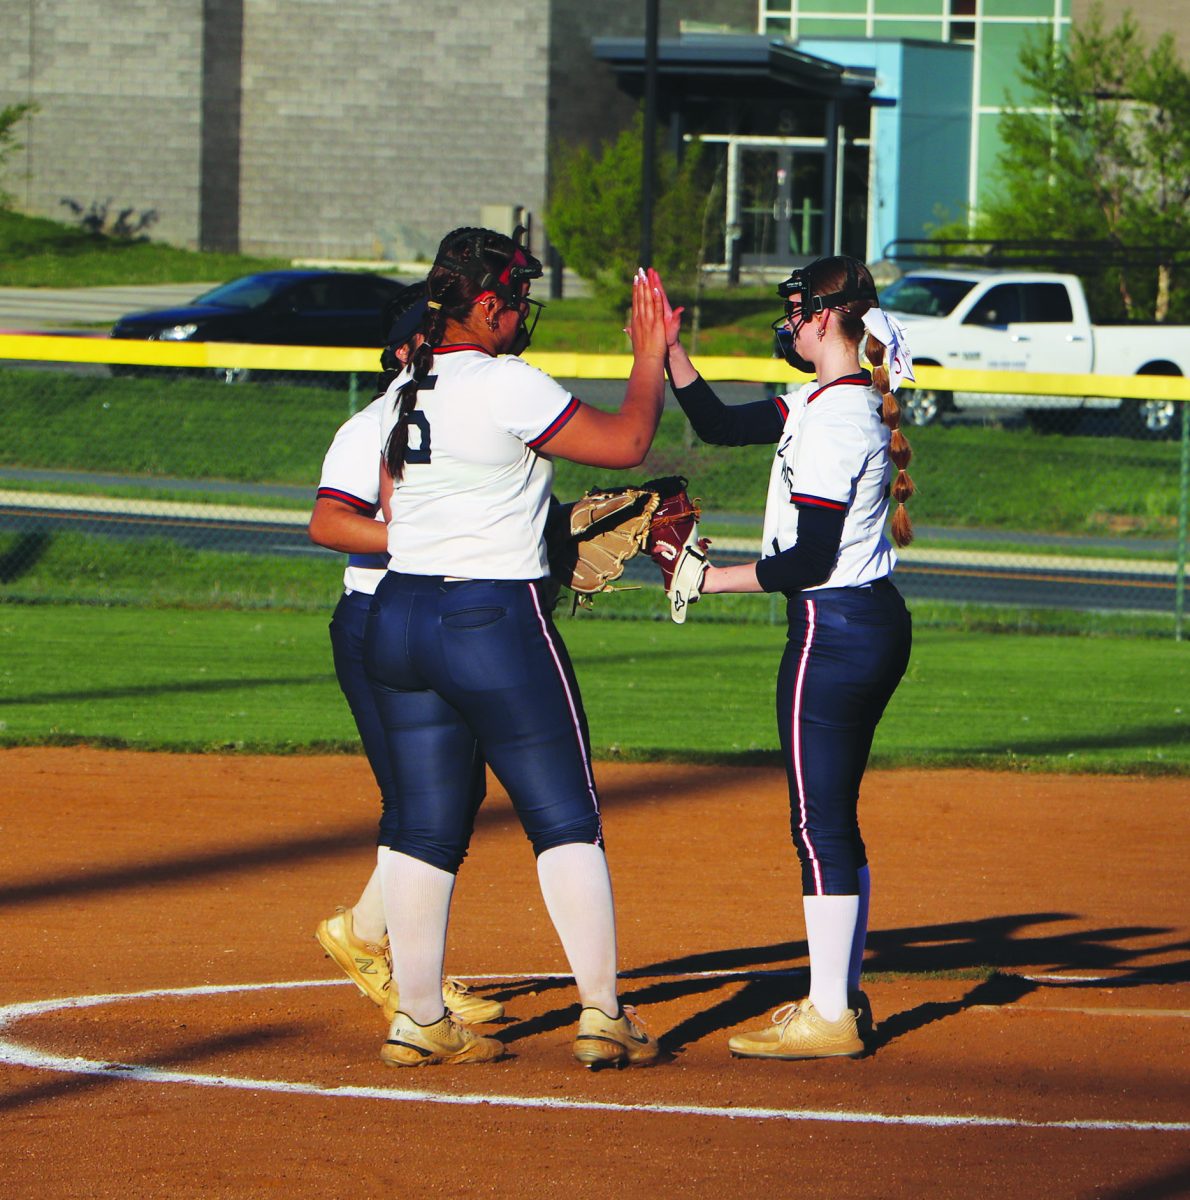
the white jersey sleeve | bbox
[316,394,388,595]
[788,406,872,509]
[486,356,580,448]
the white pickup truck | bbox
[879,269,1189,436]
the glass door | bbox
[738,147,825,267]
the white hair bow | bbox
[861,308,915,392]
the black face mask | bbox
[508,297,544,356]
[771,312,814,374]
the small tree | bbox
[546,113,713,309]
[0,102,36,208]
[933,7,1190,322]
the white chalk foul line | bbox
[1,981,1185,1134]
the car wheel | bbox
[900,387,949,427]
[212,366,251,385]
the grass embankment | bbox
[0,209,291,288]
[0,603,1184,774]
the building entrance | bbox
[737,145,826,266]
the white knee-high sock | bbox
[378,847,455,1025]
[848,864,871,994]
[352,863,387,945]
[536,843,619,1015]
[803,893,859,1022]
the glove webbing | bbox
[651,498,702,530]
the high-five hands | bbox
[626,267,671,361]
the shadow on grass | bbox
[0,531,52,583]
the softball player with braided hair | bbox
[308,282,502,1027]
[660,255,914,1059]
[363,227,670,1068]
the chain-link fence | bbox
[1,353,1187,636]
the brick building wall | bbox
[234,0,554,261]
[1,0,558,260]
[0,0,761,262]
[1,0,205,249]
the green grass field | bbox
[1,368,1184,537]
[1,603,1185,773]
[2,213,1186,777]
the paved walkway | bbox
[0,284,217,330]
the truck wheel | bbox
[901,387,949,427]
[1119,366,1181,439]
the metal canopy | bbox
[592,34,874,101]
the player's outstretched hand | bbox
[627,267,668,363]
[648,268,685,348]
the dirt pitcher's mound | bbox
[1,749,1186,1200]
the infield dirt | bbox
[1,749,1186,1199]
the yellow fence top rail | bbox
[0,334,1187,401]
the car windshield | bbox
[881,275,976,318]
[191,276,294,310]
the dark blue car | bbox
[109,269,406,383]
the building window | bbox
[949,0,976,43]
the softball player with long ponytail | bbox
[364,228,669,1069]
[661,256,914,1059]
[308,283,502,1027]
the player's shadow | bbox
[501,911,1189,1055]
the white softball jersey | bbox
[316,394,388,596]
[378,347,578,579]
[761,374,898,589]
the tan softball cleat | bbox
[317,908,505,1024]
[441,979,506,1024]
[380,1011,505,1068]
[314,908,390,1006]
[382,976,505,1025]
[728,999,865,1060]
[572,1005,659,1068]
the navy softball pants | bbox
[776,578,912,896]
[329,590,398,833]
[363,573,602,873]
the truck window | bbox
[1021,283,1074,323]
[880,275,974,317]
[964,284,1021,327]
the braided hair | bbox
[383,228,532,481]
[799,256,915,548]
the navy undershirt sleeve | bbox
[754,503,847,594]
[672,374,785,446]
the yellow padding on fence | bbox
[0,334,1186,401]
[0,333,379,373]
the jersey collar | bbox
[807,370,871,404]
[435,342,495,357]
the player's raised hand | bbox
[627,267,668,361]
[647,268,685,347]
